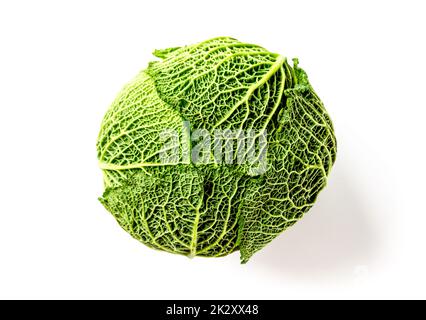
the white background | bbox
[0,0,425,299]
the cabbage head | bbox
[97,37,337,263]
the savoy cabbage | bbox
[97,37,336,263]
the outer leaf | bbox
[147,37,286,133]
[238,64,337,263]
[97,72,187,187]
[100,165,248,257]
